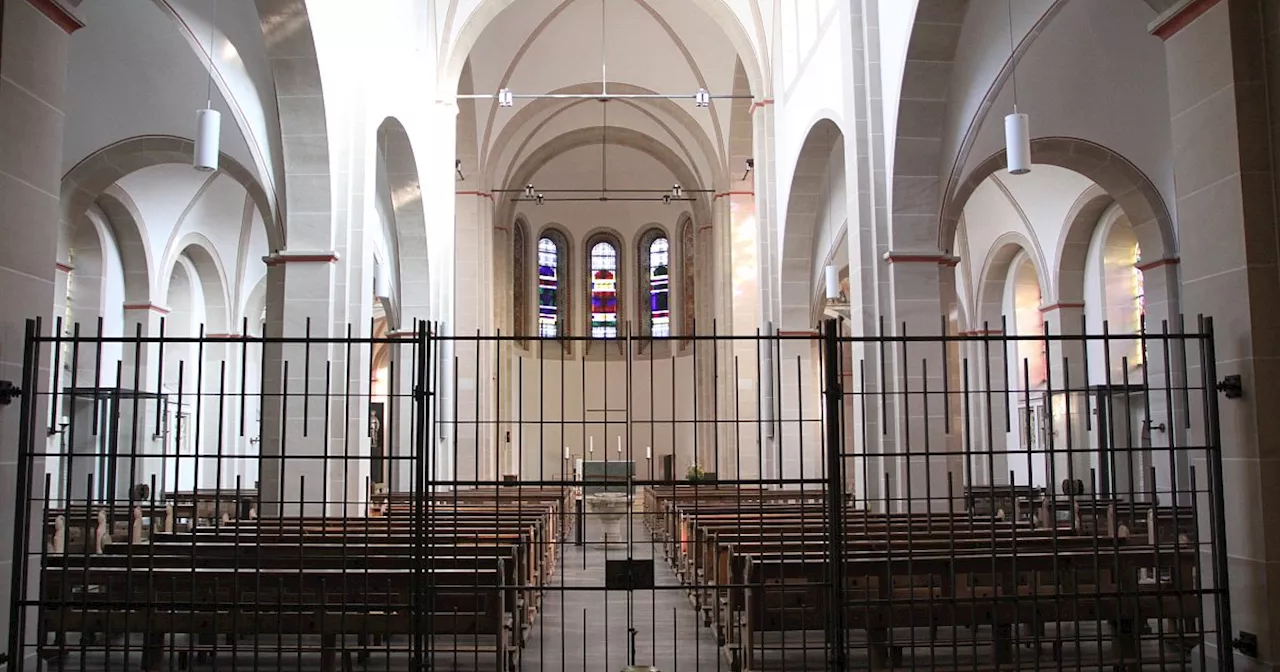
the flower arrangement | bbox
[685,464,707,482]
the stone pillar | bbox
[1041,304,1092,496]
[885,254,963,512]
[1154,0,1280,666]
[0,0,79,649]
[258,254,337,516]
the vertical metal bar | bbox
[1200,317,1234,671]
[6,320,38,672]
[822,319,847,670]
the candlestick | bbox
[564,446,569,460]
[646,446,652,459]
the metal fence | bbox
[6,315,1231,671]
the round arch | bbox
[943,138,1175,269]
[780,117,844,330]
[92,187,154,306]
[499,127,712,229]
[62,135,280,250]
[976,232,1050,331]
[443,0,765,102]
[1054,184,1118,306]
[634,224,672,337]
[582,227,627,339]
[377,117,431,329]
[160,233,232,335]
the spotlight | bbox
[535,193,544,206]
[671,184,682,198]
[662,194,672,205]
[498,88,514,108]
[694,88,710,108]
[742,158,754,182]
[524,184,535,198]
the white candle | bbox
[564,446,570,460]
[589,437,594,454]
[617,437,623,455]
[646,446,652,459]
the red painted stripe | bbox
[123,303,170,315]
[714,191,755,200]
[457,191,494,200]
[264,254,338,266]
[749,99,775,116]
[24,0,83,33]
[885,254,946,264]
[1040,302,1085,312]
[55,262,74,273]
[776,330,819,337]
[1151,0,1224,40]
[1136,257,1179,272]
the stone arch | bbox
[634,224,672,337]
[444,0,764,103]
[251,0,329,248]
[976,232,1050,330]
[498,126,712,230]
[93,187,154,306]
[486,81,722,190]
[240,274,269,335]
[943,138,1175,267]
[65,213,109,327]
[377,117,431,329]
[677,214,697,337]
[1054,184,1118,306]
[161,233,232,335]
[780,117,844,330]
[62,135,280,250]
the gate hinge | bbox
[1216,374,1243,399]
[0,381,22,406]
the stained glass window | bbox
[1133,242,1145,366]
[590,241,619,338]
[649,237,670,337]
[513,221,527,338]
[681,219,695,337]
[538,237,559,337]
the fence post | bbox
[822,318,847,670]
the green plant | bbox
[685,464,707,482]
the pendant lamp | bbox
[194,0,221,172]
[1003,0,1030,175]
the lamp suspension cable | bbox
[193,0,221,172]
[1003,0,1031,175]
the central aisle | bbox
[514,516,723,671]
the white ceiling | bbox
[462,0,747,191]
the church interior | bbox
[0,0,1276,670]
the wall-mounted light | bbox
[455,160,465,181]
[824,265,841,301]
[742,158,754,182]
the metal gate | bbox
[6,316,1232,671]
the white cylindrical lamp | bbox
[1004,111,1031,175]
[194,108,221,172]
[824,265,840,300]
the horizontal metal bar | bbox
[509,197,698,203]
[456,92,752,100]
[492,188,714,193]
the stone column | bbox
[1040,304,1092,496]
[0,0,79,649]
[885,254,963,512]
[1153,0,1280,666]
[258,254,337,516]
